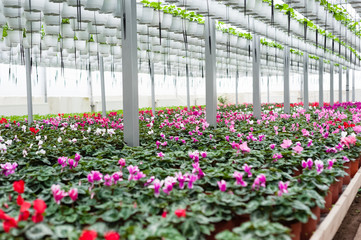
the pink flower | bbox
[272,153,283,162]
[225,136,230,142]
[239,142,251,153]
[148,179,164,197]
[68,158,78,169]
[328,159,336,170]
[175,172,186,189]
[68,188,78,201]
[242,164,252,177]
[280,139,292,149]
[233,171,247,187]
[252,174,266,190]
[278,181,289,196]
[127,165,139,181]
[112,172,123,184]
[315,160,324,174]
[157,152,165,158]
[118,158,126,167]
[58,157,68,168]
[343,156,350,162]
[353,125,361,134]
[217,180,227,192]
[87,171,103,183]
[163,177,177,195]
[292,145,303,154]
[307,139,313,147]
[201,151,207,158]
[188,174,198,189]
[51,184,67,204]
[104,174,113,186]
[269,144,275,149]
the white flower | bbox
[148,130,154,135]
[72,138,77,143]
[57,137,62,143]
[36,149,46,155]
[249,120,254,125]
[87,127,91,133]
[29,144,33,149]
[38,140,43,146]
[23,149,28,157]
[0,136,4,142]
[44,136,47,140]
[107,129,115,135]
[70,124,77,131]
[341,131,348,138]
[5,140,12,146]
[21,125,27,132]
[95,128,102,135]
[36,136,41,141]
[0,143,7,153]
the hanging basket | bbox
[26,21,42,32]
[23,0,45,12]
[7,17,26,30]
[100,0,117,14]
[93,12,108,26]
[85,0,105,11]
[62,37,75,49]
[138,5,154,25]
[24,11,42,22]
[61,23,74,38]
[5,30,22,47]
[3,7,22,18]
[3,0,24,8]
[43,1,63,16]
[75,39,87,50]
[67,0,87,7]
[61,3,77,19]
[105,16,121,29]
[44,25,60,35]
[44,35,59,47]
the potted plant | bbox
[85,0,105,11]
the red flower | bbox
[79,230,97,240]
[104,231,120,240]
[29,127,39,134]
[13,180,25,194]
[161,211,167,218]
[20,202,31,213]
[0,209,7,220]
[174,209,186,218]
[16,195,24,206]
[33,199,47,214]
[3,217,17,233]
[31,212,44,223]
[18,210,30,221]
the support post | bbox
[205,17,217,126]
[150,61,156,117]
[100,56,107,118]
[41,67,47,103]
[236,69,239,107]
[346,68,350,102]
[303,52,309,110]
[87,64,95,112]
[319,58,324,108]
[25,48,33,125]
[339,65,342,103]
[330,62,334,105]
[252,34,261,119]
[186,63,191,110]
[267,74,270,103]
[284,46,290,113]
[352,69,356,102]
[121,0,139,147]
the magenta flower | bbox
[225,136,230,142]
[1,162,18,176]
[112,172,123,184]
[68,158,78,169]
[217,180,227,192]
[270,144,275,149]
[175,172,187,189]
[157,152,165,159]
[51,184,68,204]
[292,145,304,154]
[68,188,78,201]
[149,179,164,197]
[233,171,247,187]
[278,181,289,196]
[280,139,292,149]
[343,156,350,162]
[118,158,126,167]
[104,174,113,186]
[156,141,161,149]
[188,174,198,189]
[133,171,146,181]
[272,153,283,162]
[201,151,207,158]
[315,160,324,174]
[127,165,139,181]
[243,164,252,177]
[74,153,81,162]
[252,174,266,190]
[163,177,177,195]
[307,139,313,147]
[58,157,68,168]
[327,159,336,170]
[87,171,103,183]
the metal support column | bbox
[100,56,107,118]
[252,34,261,119]
[284,46,290,113]
[121,0,139,147]
[346,68,350,102]
[87,64,95,112]
[267,74,270,103]
[339,65,342,103]
[41,67,47,103]
[25,48,33,125]
[186,63,191,110]
[330,63,334,105]
[205,17,217,126]
[303,52,309,110]
[352,69,356,102]
[236,69,239,107]
[319,58,324,108]
[150,61,156,117]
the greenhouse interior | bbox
[2,0,361,239]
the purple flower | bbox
[225,136,230,142]
[343,156,350,162]
[272,153,283,162]
[157,152,165,158]
[278,181,289,196]
[217,180,227,192]
[233,171,247,187]
[307,139,313,147]
[242,164,252,177]
[144,176,155,187]
[1,162,18,176]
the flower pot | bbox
[44,15,61,25]
[100,0,116,14]
[321,189,332,214]
[61,24,74,38]
[61,38,74,49]
[26,21,42,32]
[85,0,104,11]
[301,206,320,240]
[26,32,41,46]
[44,35,59,47]
[44,1,63,16]
[7,17,26,30]
[331,182,339,204]
[67,0,87,7]
[45,25,60,35]
[3,0,24,8]
[290,221,302,240]
[61,3,77,19]
[337,176,343,194]
[343,162,351,185]
[105,16,121,29]
[23,0,45,12]
[138,6,154,24]
[351,159,359,177]
[162,13,173,29]
[75,40,86,50]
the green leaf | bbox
[54,225,74,238]
[25,223,54,240]
[102,209,122,222]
